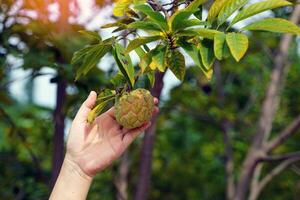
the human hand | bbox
[65,91,159,178]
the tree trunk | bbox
[234,5,300,200]
[134,72,165,200]
[50,79,67,188]
[115,151,130,200]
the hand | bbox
[65,91,159,178]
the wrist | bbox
[50,156,93,200]
[63,154,94,181]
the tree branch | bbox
[264,115,300,153]
[234,5,300,200]
[249,157,300,200]
[260,151,300,162]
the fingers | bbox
[123,122,151,145]
[74,91,97,123]
[154,97,159,105]
[104,107,115,119]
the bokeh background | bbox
[1,0,300,199]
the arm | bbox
[50,91,159,200]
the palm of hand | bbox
[65,91,156,177]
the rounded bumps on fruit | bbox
[115,88,154,129]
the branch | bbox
[250,157,300,200]
[251,5,300,149]
[260,151,300,162]
[264,115,300,153]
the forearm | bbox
[50,157,93,200]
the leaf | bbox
[149,45,167,72]
[71,45,96,65]
[214,32,226,60]
[199,39,215,70]
[170,11,194,31]
[101,18,134,28]
[230,0,292,26]
[193,28,221,40]
[139,48,156,73]
[226,32,249,62]
[175,19,210,31]
[111,73,127,87]
[166,49,186,81]
[125,36,162,53]
[113,43,135,86]
[170,0,207,31]
[127,21,162,31]
[75,44,111,80]
[180,40,213,80]
[207,0,227,22]
[242,18,300,35]
[79,30,102,41]
[96,89,116,104]
[194,5,203,20]
[147,71,155,87]
[134,4,168,30]
[218,0,249,26]
[186,0,208,11]
[113,0,131,17]
[134,46,146,59]
[88,98,113,123]
[179,40,202,69]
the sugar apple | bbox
[115,88,154,129]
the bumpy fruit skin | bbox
[115,88,154,129]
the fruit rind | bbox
[115,88,154,129]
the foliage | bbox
[72,0,299,122]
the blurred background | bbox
[1,0,300,199]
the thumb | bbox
[123,122,151,145]
[74,91,97,123]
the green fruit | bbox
[115,88,154,129]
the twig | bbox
[264,115,300,153]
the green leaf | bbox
[149,45,167,72]
[147,71,155,87]
[101,18,134,28]
[96,89,116,104]
[242,18,300,35]
[79,30,102,41]
[207,0,227,22]
[214,32,226,60]
[111,73,127,87]
[170,11,194,31]
[71,45,96,65]
[179,40,202,69]
[186,0,208,11]
[199,40,215,70]
[169,0,207,31]
[194,5,203,20]
[134,46,146,59]
[166,49,186,81]
[218,0,249,26]
[127,21,162,31]
[134,4,168,30]
[113,43,135,86]
[226,32,249,62]
[193,28,221,40]
[139,47,159,73]
[113,0,132,17]
[175,19,210,31]
[230,0,292,26]
[125,36,162,53]
[75,44,111,80]
[88,98,114,123]
[180,40,213,80]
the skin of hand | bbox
[50,91,159,200]
[66,91,159,177]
